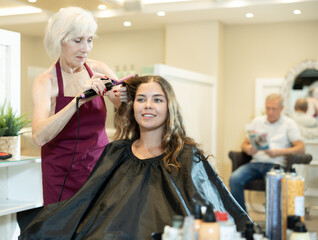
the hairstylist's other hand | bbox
[112,84,128,102]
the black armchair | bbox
[228,151,313,192]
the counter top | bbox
[0,155,41,168]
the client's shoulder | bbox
[182,144,199,155]
[179,144,204,165]
[107,139,131,150]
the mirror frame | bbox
[281,60,318,140]
[281,59,318,116]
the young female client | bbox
[19,76,250,239]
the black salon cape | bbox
[19,140,251,240]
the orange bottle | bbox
[282,168,304,240]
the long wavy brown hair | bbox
[114,75,207,172]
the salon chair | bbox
[229,151,313,192]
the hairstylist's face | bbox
[60,33,93,67]
[134,82,168,134]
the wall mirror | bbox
[281,60,318,139]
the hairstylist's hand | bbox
[112,84,128,102]
[82,73,109,97]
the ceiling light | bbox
[98,4,107,10]
[95,11,113,18]
[28,0,37,2]
[293,9,301,15]
[227,0,246,8]
[0,6,42,17]
[246,13,254,18]
[123,21,132,27]
[157,11,166,16]
[143,0,191,4]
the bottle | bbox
[172,215,183,229]
[244,222,255,240]
[129,64,135,75]
[282,168,305,240]
[162,215,183,240]
[266,164,284,240]
[199,204,220,240]
[215,211,236,240]
[289,222,311,240]
[122,64,128,78]
[115,65,122,79]
[193,203,203,239]
[286,216,301,240]
[234,232,243,240]
[183,215,195,240]
[162,225,171,240]
[253,233,264,240]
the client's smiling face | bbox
[133,82,168,133]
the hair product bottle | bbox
[286,216,301,240]
[162,215,183,240]
[183,215,195,240]
[266,164,284,240]
[289,222,311,240]
[199,204,220,240]
[244,222,255,240]
[193,203,203,240]
[282,168,305,240]
[215,211,236,240]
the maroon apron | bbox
[41,61,108,206]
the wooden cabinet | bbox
[0,156,42,240]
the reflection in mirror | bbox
[281,60,318,139]
[293,70,318,89]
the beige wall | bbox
[90,29,165,75]
[21,35,50,117]
[19,20,318,202]
[164,21,226,174]
[165,21,220,76]
[223,21,318,204]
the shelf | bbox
[0,155,40,168]
[0,199,42,216]
[0,155,43,217]
[304,139,318,144]
[309,160,318,166]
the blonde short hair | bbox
[44,7,97,59]
[294,98,308,112]
[266,93,284,107]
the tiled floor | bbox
[248,208,318,238]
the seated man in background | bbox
[229,93,305,211]
[292,98,317,128]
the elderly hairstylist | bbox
[32,7,127,205]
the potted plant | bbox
[0,101,31,156]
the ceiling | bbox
[0,0,318,37]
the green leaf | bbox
[0,100,31,136]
